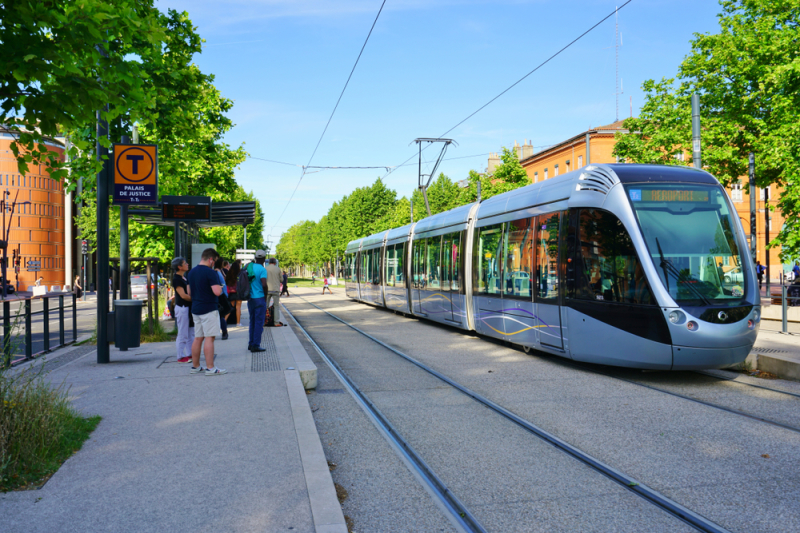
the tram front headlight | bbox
[753,309,761,322]
[668,310,684,324]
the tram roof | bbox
[411,202,475,235]
[128,201,257,228]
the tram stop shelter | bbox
[128,201,257,260]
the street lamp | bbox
[0,189,31,300]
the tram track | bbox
[560,363,800,435]
[695,370,800,400]
[283,295,732,533]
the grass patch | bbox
[140,319,177,344]
[1,366,101,492]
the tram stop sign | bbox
[113,144,158,205]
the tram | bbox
[344,164,760,369]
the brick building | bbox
[0,129,70,290]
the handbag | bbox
[218,292,233,316]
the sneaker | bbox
[221,333,229,340]
[177,356,191,363]
[190,366,206,374]
[205,367,227,376]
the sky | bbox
[153,0,726,248]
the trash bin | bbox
[115,299,143,351]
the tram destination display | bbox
[161,196,212,222]
[629,189,710,203]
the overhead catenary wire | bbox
[382,0,634,182]
[269,0,388,236]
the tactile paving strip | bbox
[752,347,789,354]
[251,327,281,372]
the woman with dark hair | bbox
[171,256,194,362]
[214,257,231,340]
[225,260,243,326]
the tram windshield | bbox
[625,183,746,304]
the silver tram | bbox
[344,164,760,369]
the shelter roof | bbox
[129,201,256,228]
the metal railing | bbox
[2,293,78,368]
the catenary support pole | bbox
[749,153,757,262]
[96,105,110,364]
[691,94,702,169]
[765,185,770,296]
[119,135,130,300]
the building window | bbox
[534,171,538,183]
[544,168,548,180]
[566,160,571,173]
[554,164,559,177]
[578,155,583,167]
[731,184,743,203]
[760,186,771,201]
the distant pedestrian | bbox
[756,260,764,290]
[187,248,226,375]
[311,272,316,285]
[73,275,82,299]
[266,258,285,326]
[247,250,268,351]
[280,270,290,297]
[793,262,800,281]
[226,260,242,326]
[35,277,43,287]
[171,257,194,363]
[214,257,230,340]
[322,275,332,295]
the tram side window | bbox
[451,233,461,293]
[395,243,405,285]
[385,246,395,287]
[475,224,504,296]
[426,237,441,290]
[360,251,369,284]
[371,248,381,285]
[504,217,533,299]
[535,213,560,301]
[574,209,654,305]
[413,239,425,288]
[442,234,453,292]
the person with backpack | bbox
[226,260,242,326]
[240,251,267,351]
[756,260,765,290]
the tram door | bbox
[411,239,424,315]
[534,212,564,349]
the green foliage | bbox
[1,0,168,180]
[1,365,100,491]
[276,147,532,268]
[67,8,256,263]
[613,0,800,260]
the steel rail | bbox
[695,370,800,400]
[281,304,487,533]
[556,362,800,435]
[287,295,732,533]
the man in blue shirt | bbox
[247,250,268,352]
[187,248,226,375]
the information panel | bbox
[162,196,212,222]
[113,144,158,205]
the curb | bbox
[285,369,348,533]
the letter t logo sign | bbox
[127,154,144,174]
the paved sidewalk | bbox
[0,309,345,533]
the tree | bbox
[1,0,168,180]
[613,0,800,259]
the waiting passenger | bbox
[171,257,194,363]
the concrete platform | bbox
[747,327,800,380]
[0,309,344,533]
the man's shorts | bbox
[193,311,221,338]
